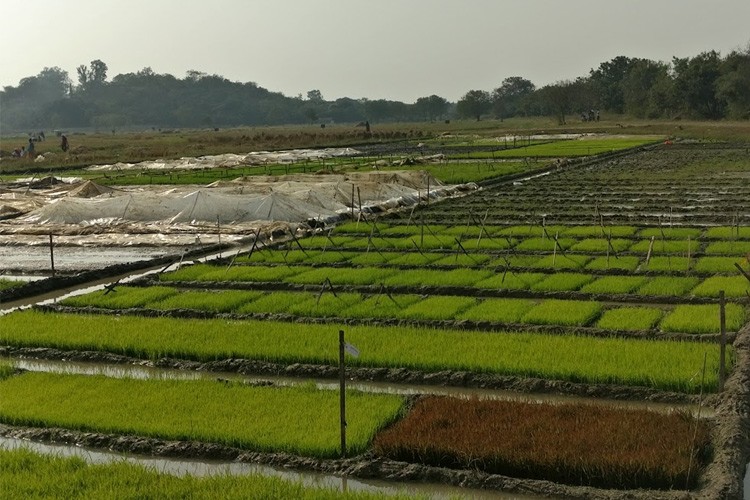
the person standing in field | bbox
[26,138,35,159]
[61,135,69,152]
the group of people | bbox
[10,132,68,159]
[581,109,600,122]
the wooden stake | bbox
[719,290,726,391]
[339,330,347,457]
[49,233,55,277]
[645,236,655,266]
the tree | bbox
[306,89,323,102]
[536,79,587,125]
[90,59,108,84]
[456,90,491,121]
[672,51,724,119]
[716,47,750,119]
[414,94,449,121]
[492,77,535,119]
[621,59,669,118]
[589,56,636,113]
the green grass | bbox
[660,304,746,334]
[580,276,650,295]
[236,291,312,315]
[0,372,403,458]
[704,241,750,256]
[395,296,477,321]
[637,228,702,240]
[488,137,662,158]
[596,307,663,331]
[341,294,423,319]
[521,300,602,326]
[629,240,695,255]
[705,226,750,240]
[635,277,700,297]
[498,225,567,238]
[286,292,363,317]
[691,276,750,298]
[560,226,637,238]
[382,269,493,288]
[585,256,641,272]
[0,448,403,499]
[530,254,590,270]
[514,237,575,252]
[0,310,726,392]
[385,252,444,266]
[568,238,633,253]
[287,267,397,286]
[458,298,537,323]
[60,286,178,309]
[430,253,493,267]
[475,272,547,290]
[0,279,24,292]
[530,273,594,292]
[642,256,691,273]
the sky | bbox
[2,0,749,103]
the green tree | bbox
[672,51,724,119]
[456,90,491,121]
[589,56,635,113]
[716,47,750,119]
[492,76,535,119]
[621,59,669,118]
[414,94,449,121]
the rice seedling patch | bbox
[498,225,567,238]
[386,252,443,266]
[382,269,493,288]
[468,237,515,251]
[530,254,590,270]
[530,273,594,292]
[287,267,397,286]
[295,235,356,249]
[346,251,395,266]
[60,286,179,310]
[201,265,308,283]
[235,291,311,315]
[490,255,543,268]
[642,256,691,273]
[694,256,750,274]
[458,298,536,323]
[596,307,663,331]
[395,296,477,321]
[704,241,750,256]
[634,277,700,297]
[660,304,746,333]
[373,396,709,490]
[475,272,547,290]
[569,238,633,253]
[341,294,423,319]
[579,276,650,295]
[286,292,363,317]
[148,290,263,313]
[629,239,694,255]
[705,226,750,240]
[521,300,602,326]
[691,276,750,298]
[637,228,702,240]
[431,253,493,267]
[377,225,446,236]
[514,237,575,252]
[560,225,636,238]
[585,256,640,271]
[158,264,217,282]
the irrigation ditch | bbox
[0,139,748,498]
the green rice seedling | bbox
[389,235,455,250]
[458,298,536,323]
[377,224,446,236]
[287,267,397,286]
[704,241,750,256]
[306,251,357,264]
[0,279,23,292]
[489,255,544,268]
[560,225,636,238]
[0,372,403,458]
[530,254,590,270]
[489,137,661,157]
[201,265,308,283]
[694,257,750,274]
[569,238,633,253]
[585,256,641,272]
[705,226,750,240]
[341,294,423,319]
[0,448,402,499]
[635,277,701,297]
[431,253,493,267]
[334,237,398,250]
[580,276,650,295]
[295,235,355,249]
[286,292,363,317]
[530,273,594,292]
[382,269,493,288]
[60,286,179,310]
[514,237,575,252]
[347,251,395,266]
[629,239,694,255]
[158,263,217,282]
[691,276,750,298]
[395,296,477,321]
[642,256,691,273]
[235,249,319,264]
[147,290,263,313]
[386,252,443,266]
[498,225,567,238]
[236,291,313,315]
[0,311,727,392]
[596,307,663,331]
[331,221,385,235]
[637,228,702,240]
[469,237,515,251]
[521,300,602,326]
[660,304,746,333]
[441,225,504,238]
[475,272,547,290]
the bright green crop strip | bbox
[288,267,398,286]
[514,237,575,252]
[660,304,746,334]
[417,162,537,182]
[643,256,691,273]
[475,272,546,290]
[468,237,515,250]
[596,307,663,331]
[637,228,702,240]
[629,240,695,255]
[691,276,750,298]
[0,372,402,458]
[530,273,594,292]
[61,286,178,309]
[530,254,590,270]
[395,296,477,321]
[236,249,318,264]
[704,241,750,256]
[386,252,443,266]
[159,264,310,283]
[580,276,650,295]
[382,269,493,288]
[389,235,456,250]
[569,238,633,253]
[694,257,750,274]
[286,293,363,318]
[341,294,423,318]
[488,137,661,157]
[705,226,750,240]
[236,292,316,315]
[585,256,641,272]
[498,225,567,238]
[431,253,493,267]
[635,277,700,297]
[521,300,602,326]
[295,236,355,249]
[376,225,446,236]
[347,252,396,265]
[0,279,24,292]
[0,448,406,500]
[560,226,637,238]
[0,311,725,392]
[148,290,263,313]
[458,298,536,323]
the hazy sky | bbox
[3,0,748,103]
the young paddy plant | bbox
[521,299,602,326]
[529,273,594,292]
[60,286,179,310]
[579,276,650,295]
[0,311,728,392]
[585,256,641,272]
[341,294,423,319]
[635,276,700,297]
[475,272,547,290]
[382,268,493,288]
[629,239,694,255]
[637,227,702,240]
[660,304,746,333]
[595,307,663,331]
[693,256,750,274]
[704,241,750,256]
[147,290,263,313]
[560,225,636,238]
[386,252,443,266]
[530,254,590,270]
[514,237,575,252]
[287,267,397,286]
[430,253,493,267]
[458,298,536,323]
[0,372,403,458]
[705,226,750,240]
[642,256,691,273]
[569,238,633,253]
[286,292,363,318]
[691,276,750,298]
[498,225,567,238]
[394,296,477,321]
[235,291,313,315]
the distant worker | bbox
[365,120,371,134]
[61,135,69,152]
[26,138,35,159]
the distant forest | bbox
[1,46,748,131]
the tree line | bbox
[1,46,748,132]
